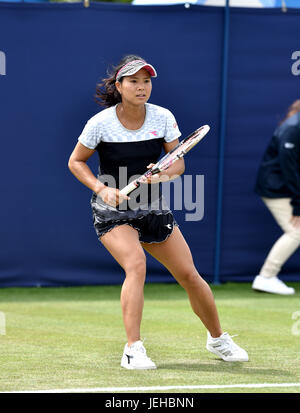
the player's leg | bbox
[141,226,222,337]
[142,226,248,362]
[101,224,156,369]
[101,225,146,345]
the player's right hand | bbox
[97,186,130,207]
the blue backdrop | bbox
[0,2,300,287]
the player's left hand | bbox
[143,163,169,184]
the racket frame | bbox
[120,124,210,196]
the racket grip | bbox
[120,181,140,196]
[151,167,160,175]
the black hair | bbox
[94,54,145,108]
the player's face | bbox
[116,69,152,105]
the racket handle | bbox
[120,181,140,196]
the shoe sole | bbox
[252,286,295,295]
[121,363,157,370]
[206,345,249,362]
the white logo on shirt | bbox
[284,142,295,149]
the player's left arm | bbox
[147,139,185,184]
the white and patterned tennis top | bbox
[78,103,181,147]
[78,103,181,191]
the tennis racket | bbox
[120,124,210,196]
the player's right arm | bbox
[68,142,102,193]
[68,142,129,207]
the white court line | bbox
[4,382,300,393]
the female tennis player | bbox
[68,55,248,369]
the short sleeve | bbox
[164,110,181,143]
[78,119,101,149]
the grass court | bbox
[0,282,299,393]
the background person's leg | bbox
[253,198,298,294]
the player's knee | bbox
[177,266,199,287]
[124,254,146,280]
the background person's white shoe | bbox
[206,332,249,362]
[252,275,295,295]
[121,340,157,370]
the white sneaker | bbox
[121,340,156,370]
[252,275,295,295]
[206,332,249,362]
